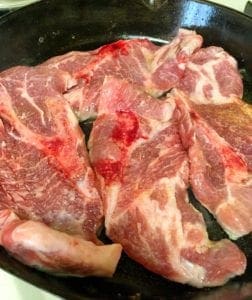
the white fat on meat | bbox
[0,209,122,277]
[179,46,243,103]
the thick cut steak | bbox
[88,78,246,287]
[174,46,251,238]
[175,89,252,239]
[0,66,103,242]
[0,209,122,277]
[0,65,123,276]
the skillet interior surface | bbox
[0,0,251,299]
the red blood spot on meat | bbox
[97,40,129,57]
[177,51,188,63]
[112,111,139,146]
[42,138,64,155]
[190,110,199,120]
[80,73,90,84]
[221,147,246,170]
[95,159,123,184]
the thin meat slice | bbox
[0,66,103,242]
[178,46,243,103]
[175,89,252,239]
[0,209,122,277]
[63,29,202,120]
[88,78,246,287]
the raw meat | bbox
[149,28,203,93]
[43,51,94,75]
[0,209,122,277]
[64,38,158,120]
[88,77,246,287]
[0,65,123,277]
[42,50,98,120]
[0,29,249,285]
[174,89,252,239]
[174,46,251,238]
[188,99,252,172]
[178,46,243,103]
[0,65,103,242]
[45,29,202,120]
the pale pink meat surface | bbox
[0,66,103,242]
[45,29,202,121]
[0,209,122,277]
[175,89,252,239]
[150,28,202,92]
[42,50,94,75]
[88,78,246,287]
[0,28,249,285]
[178,46,243,103]
[65,38,158,120]
[173,38,251,239]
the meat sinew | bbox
[0,65,122,276]
[88,77,246,287]
[0,65,102,241]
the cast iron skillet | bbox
[0,0,251,299]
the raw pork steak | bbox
[174,46,252,239]
[88,77,246,287]
[178,46,243,103]
[0,65,122,276]
[43,29,202,120]
[60,38,158,120]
